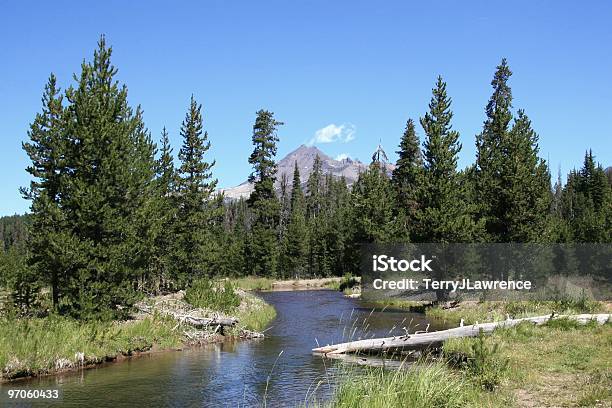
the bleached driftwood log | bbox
[320,352,414,369]
[136,303,238,328]
[312,313,610,355]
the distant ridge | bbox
[219,144,394,199]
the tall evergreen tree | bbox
[476,59,551,242]
[149,127,177,291]
[282,162,308,277]
[58,37,158,319]
[351,155,395,244]
[416,76,478,244]
[173,96,219,284]
[326,175,354,276]
[306,155,328,275]
[562,151,611,242]
[504,110,552,241]
[391,118,423,240]
[278,172,291,240]
[246,110,283,276]
[475,59,513,242]
[21,74,66,310]
[306,155,323,219]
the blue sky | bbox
[1,0,611,215]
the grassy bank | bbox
[234,291,277,332]
[426,299,606,325]
[0,313,183,380]
[227,276,347,292]
[329,310,611,407]
[184,278,277,332]
[1,280,277,381]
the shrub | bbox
[184,278,240,313]
[444,330,509,391]
[465,330,508,391]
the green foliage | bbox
[327,274,359,292]
[444,331,509,392]
[0,214,28,251]
[246,110,283,277]
[331,362,473,408]
[558,150,611,243]
[147,127,178,292]
[172,96,221,284]
[0,245,42,314]
[467,331,509,391]
[184,278,240,313]
[20,37,159,319]
[475,59,552,243]
[351,163,395,244]
[416,76,479,244]
[280,162,308,278]
[392,118,423,241]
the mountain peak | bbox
[221,144,394,199]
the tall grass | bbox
[0,313,183,380]
[234,292,276,332]
[331,362,473,408]
[228,276,275,291]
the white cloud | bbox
[335,153,350,161]
[308,123,355,145]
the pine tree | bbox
[149,128,177,291]
[475,59,513,242]
[391,118,423,240]
[58,37,158,319]
[416,76,478,244]
[21,74,66,310]
[326,176,353,275]
[416,77,480,301]
[562,151,611,242]
[173,96,219,284]
[278,172,291,240]
[351,160,395,244]
[305,155,328,275]
[476,59,552,243]
[306,155,323,219]
[282,162,308,278]
[246,110,283,276]
[504,110,552,242]
[219,198,248,276]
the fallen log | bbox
[136,303,238,328]
[312,313,611,355]
[320,353,412,369]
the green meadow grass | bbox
[0,313,183,380]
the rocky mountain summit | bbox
[220,145,394,199]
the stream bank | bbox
[0,290,444,406]
[0,289,274,383]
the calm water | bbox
[3,290,444,407]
